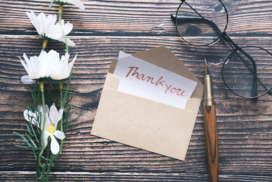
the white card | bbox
[113,51,197,109]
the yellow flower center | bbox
[48,125,56,134]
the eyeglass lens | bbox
[222,47,272,98]
[175,0,228,46]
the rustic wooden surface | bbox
[1,0,272,181]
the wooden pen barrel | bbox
[203,105,219,182]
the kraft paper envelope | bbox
[91,47,204,160]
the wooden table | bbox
[1,0,272,181]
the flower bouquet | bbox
[13,1,85,181]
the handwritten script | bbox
[113,52,197,109]
[126,67,186,96]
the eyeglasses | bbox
[171,0,272,99]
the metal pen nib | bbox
[204,59,215,106]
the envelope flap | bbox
[108,47,203,99]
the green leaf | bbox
[25,133,37,148]
[15,145,32,149]
[49,0,54,7]
[16,139,27,143]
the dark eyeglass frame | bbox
[171,0,272,99]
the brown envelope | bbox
[91,47,204,160]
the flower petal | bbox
[49,104,59,125]
[44,113,51,131]
[47,14,57,24]
[43,131,49,149]
[58,109,63,122]
[45,105,49,114]
[26,11,40,34]
[50,135,60,155]
[54,130,65,140]
[19,57,29,76]
[53,109,63,127]
[68,54,77,70]
[21,75,35,84]
[71,0,85,9]
[24,110,37,124]
[38,105,51,130]
[57,37,76,47]
[38,105,43,114]
[62,21,73,35]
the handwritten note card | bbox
[113,52,197,109]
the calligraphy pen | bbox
[203,59,219,182]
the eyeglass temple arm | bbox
[171,14,222,36]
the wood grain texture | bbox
[1,36,272,182]
[204,105,219,182]
[2,1,272,180]
[1,171,272,182]
[1,0,272,36]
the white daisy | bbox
[20,50,59,83]
[50,53,77,80]
[53,0,85,10]
[43,104,65,155]
[24,104,65,155]
[26,11,75,46]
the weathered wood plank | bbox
[0,171,272,182]
[1,171,272,182]
[1,0,272,36]
[1,36,272,177]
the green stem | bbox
[38,82,46,169]
[34,81,37,108]
[59,5,63,23]
[35,169,38,182]
[41,164,46,181]
[59,4,69,54]
[35,145,40,180]
[45,145,51,182]
[42,39,48,51]
[51,5,71,162]
[45,143,50,174]
[60,81,64,131]
[63,68,73,102]
[35,80,40,182]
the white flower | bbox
[24,104,65,155]
[20,50,59,82]
[43,104,65,155]
[24,105,49,128]
[54,0,85,10]
[26,11,75,46]
[50,53,77,80]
